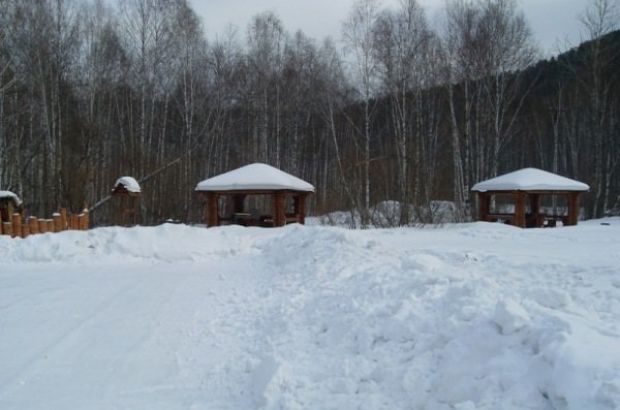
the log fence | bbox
[0,208,89,239]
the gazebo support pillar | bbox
[206,193,220,227]
[273,192,286,227]
[478,193,490,222]
[530,193,541,227]
[294,194,306,225]
[567,192,579,226]
[514,192,526,228]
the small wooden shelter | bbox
[472,168,589,228]
[0,190,22,223]
[195,163,314,227]
[111,176,141,226]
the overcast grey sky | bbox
[189,0,592,56]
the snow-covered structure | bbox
[472,168,589,228]
[0,190,22,223]
[195,163,314,227]
[112,177,141,194]
[111,177,141,226]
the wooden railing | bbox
[0,208,89,239]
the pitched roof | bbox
[0,190,22,205]
[471,168,589,192]
[195,163,315,192]
[113,176,141,193]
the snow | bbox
[195,163,315,192]
[114,176,141,193]
[1,219,619,409]
[0,190,22,206]
[471,168,590,192]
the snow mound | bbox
[1,221,619,409]
[114,176,141,193]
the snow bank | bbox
[1,219,619,409]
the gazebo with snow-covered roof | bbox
[471,168,589,228]
[111,176,141,226]
[195,163,314,227]
[0,190,22,223]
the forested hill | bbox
[0,0,617,226]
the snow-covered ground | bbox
[1,219,619,409]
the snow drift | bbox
[1,219,619,409]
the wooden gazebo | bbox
[195,163,314,227]
[0,190,22,223]
[472,168,589,228]
[111,176,141,226]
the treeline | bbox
[0,0,618,226]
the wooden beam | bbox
[530,194,541,227]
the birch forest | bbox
[0,0,618,226]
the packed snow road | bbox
[0,220,619,409]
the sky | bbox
[189,0,593,56]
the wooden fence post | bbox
[29,217,39,235]
[53,213,62,232]
[3,221,13,236]
[45,219,54,233]
[39,218,47,233]
[70,214,79,230]
[11,213,21,238]
[60,208,68,230]
[22,224,30,238]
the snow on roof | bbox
[0,190,22,206]
[113,176,141,193]
[471,168,590,192]
[195,163,315,192]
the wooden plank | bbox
[70,214,79,230]
[46,219,54,233]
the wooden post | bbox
[567,192,579,226]
[53,213,62,232]
[28,216,39,234]
[83,209,90,230]
[60,208,68,230]
[11,213,21,238]
[2,222,12,236]
[46,219,54,233]
[478,192,490,221]
[78,214,85,230]
[530,194,541,227]
[273,192,286,227]
[294,194,307,224]
[514,192,526,228]
[38,218,47,233]
[206,193,219,227]
[70,214,79,230]
[22,224,30,239]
